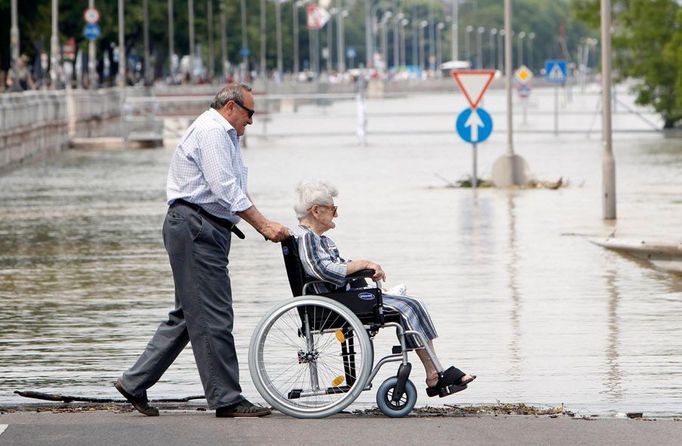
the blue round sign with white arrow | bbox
[456,107,493,144]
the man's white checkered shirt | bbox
[167,108,252,223]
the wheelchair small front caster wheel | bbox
[376,377,417,417]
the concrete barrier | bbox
[0,88,128,172]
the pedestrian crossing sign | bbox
[544,60,567,84]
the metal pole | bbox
[50,0,59,86]
[276,0,283,75]
[428,3,434,71]
[476,26,484,69]
[240,0,248,80]
[189,0,195,82]
[392,3,399,69]
[504,0,514,156]
[260,0,266,80]
[451,0,458,61]
[143,0,150,85]
[337,3,346,72]
[10,0,19,80]
[498,29,504,73]
[601,0,616,219]
[554,85,559,135]
[207,0,214,82]
[220,4,227,81]
[517,31,525,68]
[88,0,97,88]
[365,0,373,67]
[465,25,472,64]
[118,0,126,87]
[169,0,175,80]
[472,142,478,189]
[327,9,334,72]
[489,28,496,70]
[293,1,299,74]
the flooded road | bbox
[1,90,681,416]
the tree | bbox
[572,0,682,128]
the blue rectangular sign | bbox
[545,59,567,84]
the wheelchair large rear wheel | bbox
[249,296,373,419]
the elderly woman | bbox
[292,180,476,397]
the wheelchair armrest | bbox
[347,269,375,279]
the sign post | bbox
[545,59,567,136]
[452,70,496,189]
[514,65,533,125]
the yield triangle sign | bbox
[452,70,496,109]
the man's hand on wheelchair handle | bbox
[260,221,289,242]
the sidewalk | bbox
[1,408,681,446]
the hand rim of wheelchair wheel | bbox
[249,295,373,419]
[376,377,417,418]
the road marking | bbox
[0,424,8,437]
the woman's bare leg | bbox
[416,341,474,387]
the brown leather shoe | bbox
[216,399,271,418]
[114,379,159,417]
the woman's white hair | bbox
[294,180,338,219]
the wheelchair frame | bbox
[248,236,448,418]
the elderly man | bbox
[115,84,288,418]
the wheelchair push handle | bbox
[348,268,383,289]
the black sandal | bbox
[426,366,475,398]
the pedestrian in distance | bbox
[115,83,289,418]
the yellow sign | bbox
[514,65,533,84]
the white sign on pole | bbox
[84,8,100,24]
[306,6,331,30]
[452,70,496,109]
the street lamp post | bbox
[10,0,19,83]
[50,0,59,87]
[498,29,504,73]
[220,3,228,81]
[240,0,248,81]
[260,0,266,80]
[168,0,175,81]
[337,5,347,72]
[601,0,616,219]
[118,0,125,87]
[393,8,400,70]
[189,0,196,82]
[143,0,150,85]
[451,0,458,61]
[400,18,408,68]
[88,0,97,89]
[517,31,525,68]
[419,20,428,72]
[380,11,393,73]
[365,0,373,68]
[476,26,485,69]
[326,8,336,73]
[276,0,283,75]
[527,32,535,70]
[489,28,497,70]
[207,0,214,82]
[436,22,445,72]
[293,1,300,75]
[465,25,473,65]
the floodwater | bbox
[1,88,681,417]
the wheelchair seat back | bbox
[280,236,384,327]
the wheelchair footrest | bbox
[436,384,467,398]
[287,385,352,400]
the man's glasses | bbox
[233,99,255,118]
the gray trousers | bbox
[120,203,242,409]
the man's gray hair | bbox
[294,180,338,219]
[210,83,252,110]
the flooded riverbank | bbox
[1,91,681,417]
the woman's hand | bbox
[366,262,386,281]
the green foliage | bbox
[571,0,682,128]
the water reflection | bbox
[602,263,623,401]
[505,192,522,385]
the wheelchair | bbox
[248,236,463,418]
